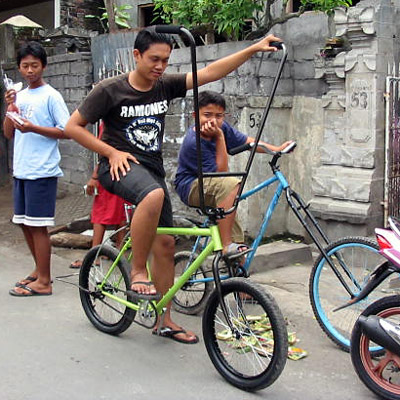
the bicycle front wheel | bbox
[351,296,400,400]
[173,251,213,315]
[310,236,390,352]
[202,278,287,391]
[79,244,136,335]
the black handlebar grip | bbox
[154,25,183,34]
[270,41,284,50]
[228,143,252,156]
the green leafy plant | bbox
[153,0,353,41]
[153,0,261,41]
[86,4,132,33]
[301,0,352,15]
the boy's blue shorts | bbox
[13,177,57,227]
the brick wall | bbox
[44,52,95,193]
[60,0,104,32]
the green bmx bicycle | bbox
[78,25,288,391]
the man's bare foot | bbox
[130,272,157,295]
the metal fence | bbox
[385,74,400,221]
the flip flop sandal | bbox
[223,243,252,263]
[15,275,37,287]
[9,284,52,297]
[152,326,199,344]
[16,277,53,287]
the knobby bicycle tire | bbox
[202,278,287,391]
[173,251,213,315]
[309,236,391,352]
[79,244,136,335]
[351,295,400,400]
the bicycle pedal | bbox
[128,290,162,302]
[134,300,158,329]
[223,248,253,261]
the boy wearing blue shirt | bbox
[175,91,291,254]
[4,41,70,296]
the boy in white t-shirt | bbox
[3,41,70,297]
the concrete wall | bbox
[3,0,399,242]
[158,11,330,240]
[310,0,400,238]
[85,10,329,240]
[45,52,95,193]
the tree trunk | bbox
[104,0,118,33]
[205,31,215,45]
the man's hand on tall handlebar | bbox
[252,34,283,53]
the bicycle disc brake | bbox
[134,300,158,329]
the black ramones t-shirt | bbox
[78,73,187,177]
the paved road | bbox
[0,239,376,400]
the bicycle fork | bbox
[212,252,248,334]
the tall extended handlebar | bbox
[154,25,206,213]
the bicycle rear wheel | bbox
[310,236,391,352]
[79,245,136,335]
[351,296,400,400]
[202,278,287,391]
[173,251,213,315]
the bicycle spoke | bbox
[203,279,287,391]
[310,237,392,351]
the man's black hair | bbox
[17,41,47,67]
[198,91,226,110]
[134,27,173,53]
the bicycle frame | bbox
[95,224,223,315]
[180,156,332,284]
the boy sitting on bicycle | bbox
[175,90,291,256]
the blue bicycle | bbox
[173,142,389,353]
[172,139,321,314]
